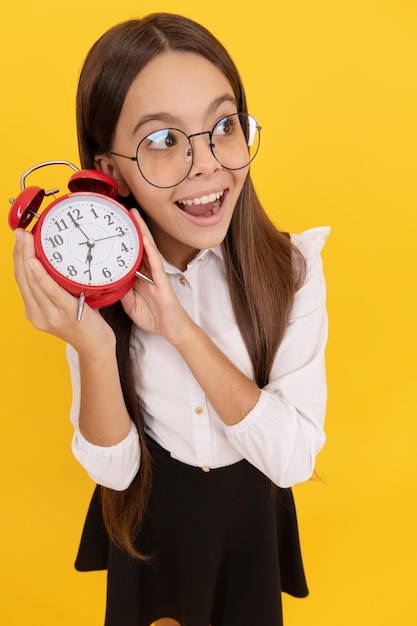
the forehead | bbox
[118,51,236,132]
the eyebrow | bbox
[131,94,237,136]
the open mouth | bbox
[176,190,225,218]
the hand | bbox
[13,229,115,355]
[121,211,195,346]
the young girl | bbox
[13,12,329,626]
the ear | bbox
[94,154,131,197]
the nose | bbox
[188,131,221,177]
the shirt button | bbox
[195,407,204,415]
[179,276,188,286]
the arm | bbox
[65,217,327,490]
[123,217,329,487]
[172,323,261,426]
[121,215,262,427]
[225,228,329,486]
[67,344,140,489]
[13,229,139,483]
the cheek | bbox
[120,170,158,205]
[231,169,249,202]
[128,181,173,219]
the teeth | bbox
[178,190,224,206]
[212,200,221,214]
[201,198,221,217]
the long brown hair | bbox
[76,12,305,559]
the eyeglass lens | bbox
[136,113,260,188]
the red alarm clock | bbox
[9,160,151,319]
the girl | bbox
[13,13,329,626]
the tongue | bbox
[179,202,216,217]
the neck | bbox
[147,218,199,271]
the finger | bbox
[127,210,158,284]
[130,209,154,241]
[13,229,34,288]
[128,211,167,283]
[140,234,168,282]
[27,261,76,329]
[13,230,44,317]
[14,230,79,329]
[129,210,167,266]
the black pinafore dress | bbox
[75,437,308,626]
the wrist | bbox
[170,316,200,351]
[72,311,116,358]
[74,331,116,362]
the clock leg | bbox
[76,292,86,322]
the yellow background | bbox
[1,0,416,624]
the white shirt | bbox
[68,226,330,491]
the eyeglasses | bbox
[110,113,261,189]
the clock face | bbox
[38,193,141,289]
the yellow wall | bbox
[1,1,416,624]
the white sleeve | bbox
[225,226,330,487]
[66,344,141,491]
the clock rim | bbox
[34,191,143,308]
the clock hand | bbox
[78,233,125,245]
[68,214,91,241]
[85,239,95,262]
[84,240,95,282]
[80,236,155,285]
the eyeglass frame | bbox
[109,112,261,189]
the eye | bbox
[145,129,178,150]
[212,115,237,137]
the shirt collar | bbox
[162,245,224,275]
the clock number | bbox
[121,243,129,252]
[117,256,126,267]
[54,218,69,232]
[67,208,82,221]
[84,268,92,281]
[115,226,126,237]
[67,265,78,277]
[104,214,115,226]
[102,268,112,279]
[90,207,99,219]
[46,234,64,248]
[52,251,63,263]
